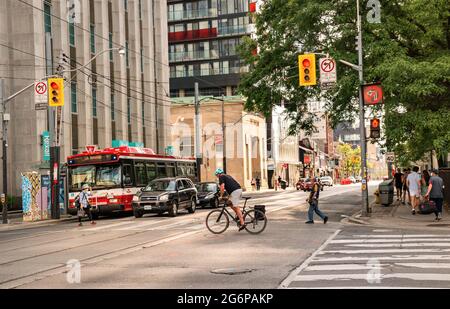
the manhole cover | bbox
[211,268,255,275]
[426,224,450,227]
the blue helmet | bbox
[215,168,224,175]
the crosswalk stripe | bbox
[331,238,450,244]
[312,255,450,263]
[341,235,448,239]
[344,243,450,248]
[115,219,169,231]
[294,273,450,282]
[88,221,137,231]
[320,248,450,254]
[147,219,200,230]
[304,264,388,271]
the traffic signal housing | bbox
[370,118,381,139]
[48,78,64,107]
[298,54,317,86]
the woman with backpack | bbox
[76,184,96,226]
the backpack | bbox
[418,200,437,215]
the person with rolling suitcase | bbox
[425,169,445,221]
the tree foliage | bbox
[238,0,450,165]
[336,143,361,177]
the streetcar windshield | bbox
[70,165,122,191]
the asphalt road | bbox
[0,183,376,289]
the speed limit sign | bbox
[1,194,5,204]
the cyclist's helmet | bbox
[215,168,224,176]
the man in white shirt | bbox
[407,166,421,215]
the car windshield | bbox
[70,165,122,191]
[196,183,217,192]
[144,180,176,192]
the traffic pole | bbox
[222,94,227,174]
[1,78,8,224]
[194,82,202,182]
[357,0,370,216]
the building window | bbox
[111,93,115,121]
[92,87,97,117]
[109,32,114,61]
[127,98,131,124]
[124,0,128,12]
[44,1,52,33]
[90,24,96,54]
[71,83,77,113]
[69,22,75,46]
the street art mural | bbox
[22,172,48,221]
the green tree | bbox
[337,144,361,177]
[239,0,450,166]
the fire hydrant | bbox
[374,189,380,204]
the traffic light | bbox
[48,78,64,107]
[298,54,317,86]
[370,118,381,139]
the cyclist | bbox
[215,168,246,231]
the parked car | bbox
[340,178,352,185]
[320,176,333,187]
[348,176,357,183]
[195,182,220,208]
[132,177,197,218]
[300,178,324,192]
[355,176,362,183]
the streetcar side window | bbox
[167,163,176,177]
[135,162,147,186]
[157,163,167,178]
[146,162,157,182]
[177,163,185,177]
[123,164,133,187]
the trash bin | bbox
[280,180,287,190]
[378,179,394,206]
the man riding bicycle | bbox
[215,168,246,231]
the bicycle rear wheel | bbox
[244,209,267,234]
[206,209,230,234]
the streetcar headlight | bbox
[132,196,140,202]
[159,195,169,202]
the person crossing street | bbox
[305,177,328,224]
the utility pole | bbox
[222,94,227,174]
[194,83,202,181]
[1,78,8,224]
[357,0,370,216]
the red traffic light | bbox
[50,82,59,90]
[371,118,380,128]
[302,59,311,68]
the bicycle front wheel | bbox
[244,209,267,234]
[206,209,230,234]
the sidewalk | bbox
[0,214,75,232]
[344,199,450,230]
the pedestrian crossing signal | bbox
[48,78,64,107]
[299,54,317,86]
[370,118,380,139]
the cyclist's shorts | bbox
[230,189,243,207]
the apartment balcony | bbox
[217,24,250,37]
[169,28,218,42]
[168,8,218,22]
[169,50,220,63]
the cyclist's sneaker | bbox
[238,224,246,231]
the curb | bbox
[0,216,76,232]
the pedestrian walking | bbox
[77,184,96,226]
[425,169,445,221]
[251,178,256,191]
[421,170,430,197]
[305,177,328,224]
[407,166,421,215]
[394,168,403,201]
[256,177,261,191]
[402,168,411,205]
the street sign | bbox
[1,194,5,204]
[42,131,50,161]
[363,83,384,105]
[319,58,337,85]
[34,81,48,105]
[386,152,395,163]
[35,103,48,111]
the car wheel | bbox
[133,209,143,218]
[187,198,196,214]
[210,198,219,208]
[169,201,178,217]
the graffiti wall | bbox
[22,172,49,222]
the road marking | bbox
[278,230,341,289]
[395,263,450,269]
[312,255,450,263]
[320,248,450,254]
[304,264,388,271]
[115,219,169,231]
[331,238,450,244]
[146,219,200,231]
[344,243,450,248]
[287,287,438,289]
[294,273,450,282]
[343,235,449,239]
[88,221,138,231]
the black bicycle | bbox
[205,196,267,234]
